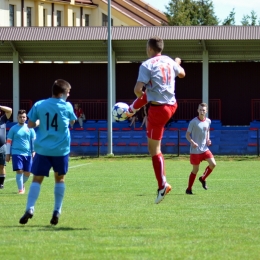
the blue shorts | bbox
[12,155,32,172]
[31,153,69,177]
[0,152,6,166]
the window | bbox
[73,13,75,26]
[9,5,15,26]
[43,9,46,26]
[102,13,113,26]
[27,7,32,27]
[57,11,61,26]
[85,14,89,26]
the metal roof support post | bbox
[13,51,20,123]
[112,50,116,111]
[107,0,114,156]
[202,47,209,116]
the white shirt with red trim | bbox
[137,55,182,105]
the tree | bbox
[164,0,219,26]
[164,0,195,26]
[222,8,236,25]
[196,0,219,25]
[241,10,258,25]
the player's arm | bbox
[70,120,75,128]
[134,81,145,98]
[30,129,36,157]
[28,119,40,128]
[186,131,198,148]
[125,63,149,118]
[0,105,12,119]
[5,138,12,162]
[125,82,148,118]
[174,57,186,78]
[31,138,36,157]
[206,129,211,146]
[67,102,78,127]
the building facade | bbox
[0,0,167,27]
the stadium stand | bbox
[5,120,260,156]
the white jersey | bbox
[187,117,211,154]
[137,55,182,105]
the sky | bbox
[146,0,260,25]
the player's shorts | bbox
[0,152,6,166]
[12,154,32,172]
[146,103,178,140]
[31,153,69,177]
[190,150,214,165]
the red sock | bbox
[187,172,196,190]
[152,153,165,190]
[202,166,213,180]
[162,154,166,177]
[132,92,148,110]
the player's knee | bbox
[192,169,199,174]
[210,162,216,169]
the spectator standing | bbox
[140,104,149,128]
[73,103,84,129]
[129,114,138,128]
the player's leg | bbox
[22,156,33,187]
[50,154,69,225]
[199,153,216,190]
[78,117,83,128]
[148,138,166,184]
[0,152,6,189]
[147,104,177,204]
[149,137,172,204]
[129,116,135,127]
[19,175,45,224]
[186,158,200,195]
[12,155,25,193]
[23,171,30,185]
[19,153,50,225]
[16,170,24,194]
[140,115,147,127]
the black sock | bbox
[0,176,5,185]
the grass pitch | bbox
[1,156,260,260]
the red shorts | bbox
[146,103,178,140]
[190,150,213,165]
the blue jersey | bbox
[7,124,36,156]
[28,98,77,156]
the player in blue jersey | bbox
[6,109,36,194]
[185,103,216,194]
[19,79,77,226]
[125,36,186,204]
[0,105,12,189]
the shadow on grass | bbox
[5,226,90,231]
[136,193,188,197]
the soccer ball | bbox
[112,102,129,121]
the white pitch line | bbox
[4,178,16,182]
[69,163,92,168]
